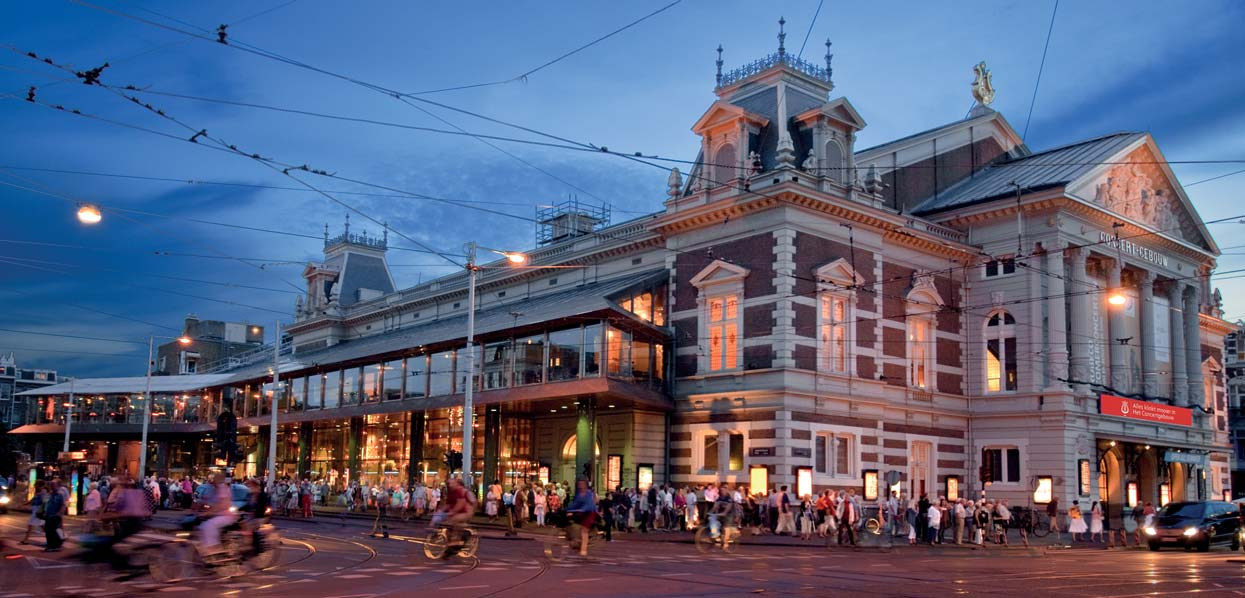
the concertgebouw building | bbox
[13,25,1236,526]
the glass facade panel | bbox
[360,412,409,488]
[514,334,545,386]
[309,420,348,494]
[306,374,323,409]
[361,363,382,403]
[323,370,341,409]
[631,340,652,385]
[547,327,582,382]
[584,323,603,376]
[405,355,428,399]
[459,345,481,393]
[429,350,455,396]
[342,367,360,405]
[606,326,631,377]
[482,340,511,390]
[289,377,305,411]
[382,360,403,400]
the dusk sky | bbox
[2,0,1243,378]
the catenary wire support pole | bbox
[462,242,479,492]
[267,319,281,491]
[138,335,154,478]
[62,377,75,453]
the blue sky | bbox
[2,0,1243,377]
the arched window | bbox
[824,140,844,182]
[713,143,736,187]
[984,311,1017,393]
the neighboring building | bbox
[1225,323,1245,497]
[0,353,61,429]
[154,315,265,375]
[13,24,1235,522]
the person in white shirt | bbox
[926,502,942,544]
[954,499,967,544]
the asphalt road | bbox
[1,512,1243,597]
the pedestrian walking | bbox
[838,492,858,546]
[1046,495,1061,540]
[954,498,966,544]
[1068,500,1087,541]
[1089,501,1104,542]
[43,479,67,551]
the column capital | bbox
[1138,271,1157,287]
[1165,281,1183,302]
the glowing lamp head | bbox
[176,335,193,345]
[1107,292,1127,306]
[76,203,102,224]
[505,252,527,265]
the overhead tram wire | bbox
[796,1,825,59]
[1,287,178,332]
[0,327,149,345]
[0,254,301,295]
[1021,0,1059,142]
[407,0,683,95]
[0,256,289,315]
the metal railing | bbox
[717,52,832,90]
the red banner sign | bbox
[1099,394,1192,427]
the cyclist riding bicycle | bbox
[434,477,475,552]
[196,472,237,556]
[707,491,740,546]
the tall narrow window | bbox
[815,435,828,473]
[908,318,931,389]
[707,294,740,371]
[703,435,719,473]
[820,294,850,373]
[833,435,852,476]
[985,311,1017,392]
[728,433,745,471]
[713,144,736,187]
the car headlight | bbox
[1182,527,1200,537]
[1143,526,1157,536]
[229,506,238,513]
[0,496,10,505]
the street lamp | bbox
[76,203,102,225]
[460,242,527,491]
[137,333,191,479]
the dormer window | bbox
[713,143,737,187]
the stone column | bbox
[1045,246,1070,391]
[1068,247,1092,393]
[1184,285,1204,408]
[1107,259,1129,393]
[576,397,596,488]
[407,412,425,487]
[482,407,501,486]
[1167,283,1188,406]
[1139,272,1157,397]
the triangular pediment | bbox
[691,101,769,135]
[1068,139,1218,253]
[795,97,867,133]
[815,258,865,287]
[689,259,750,288]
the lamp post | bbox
[460,242,526,491]
[138,334,191,479]
[266,320,281,491]
[62,378,75,453]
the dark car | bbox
[1144,501,1242,552]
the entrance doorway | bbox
[910,441,932,498]
[559,434,601,486]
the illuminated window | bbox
[984,311,1018,393]
[819,294,851,373]
[707,294,740,371]
[728,433,745,471]
[908,318,933,389]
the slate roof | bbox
[910,131,1145,216]
[337,252,395,306]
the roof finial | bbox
[715,45,724,87]
[323,222,329,245]
[344,213,350,237]
[825,38,834,79]
[382,221,388,246]
[777,17,787,56]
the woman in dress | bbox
[1067,500,1088,542]
[534,487,548,526]
[1089,500,1104,543]
[485,484,500,521]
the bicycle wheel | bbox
[865,518,882,535]
[694,527,714,553]
[721,529,739,554]
[248,529,281,570]
[148,541,195,583]
[423,531,448,560]
[1032,517,1051,538]
[458,531,480,559]
[543,535,571,561]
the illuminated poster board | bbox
[607,455,622,491]
[797,467,813,498]
[538,466,550,485]
[1078,460,1091,496]
[750,466,768,495]
[863,469,879,501]
[1159,482,1170,506]
[28,469,36,500]
[69,470,79,516]
[1126,481,1138,508]
[945,476,960,502]
[637,464,653,492]
[1033,476,1053,504]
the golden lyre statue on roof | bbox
[971,61,995,105]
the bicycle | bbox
[423,524,479,560]
[148,515,282,581]
[694,517,739,553]
[543,514,601,560]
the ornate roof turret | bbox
[714,18,834,93]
